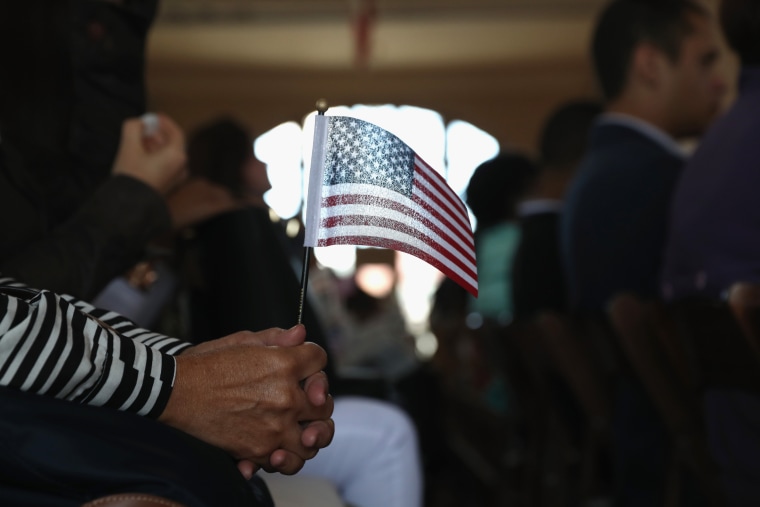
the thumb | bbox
[119,118,145,152]
[258,324,307,347]
[182,325,307,356]
[224,325,307,347]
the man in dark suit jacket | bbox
[561,0,726,312]
[559,1,727,505]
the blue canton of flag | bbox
[324,117,414,196]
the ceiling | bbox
[147,0,609,70]
[144,0,733,154]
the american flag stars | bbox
[305,115,478,297]
[324,117,414,196]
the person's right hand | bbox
[159,325,335,475]
[112,113,187,195]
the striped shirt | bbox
[0,276,192,418]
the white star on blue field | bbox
[324,117,415,197]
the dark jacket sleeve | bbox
[0,0,164,300]
[0,174,171,300]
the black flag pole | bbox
[297,98,329,325]
[297,246,312,325]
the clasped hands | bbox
[109,115,334,473]
[159,325,334,477]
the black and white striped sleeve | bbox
[62,295,193,356]
[0,284,186,418]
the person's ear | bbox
[631,42,670,89]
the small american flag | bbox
[305,115,478,297]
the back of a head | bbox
[466,153,537,229]
[187,117,251,198]
[591,0,708,101]
[720,0,760,66]
[539,99,604,169]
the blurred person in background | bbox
[512,99,603,320]
[661,0,760,503]
[560,0,727,505]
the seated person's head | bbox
[187,117,270,201]
[591,0,725,137]
[538,99,603,172]
[465,153,537,230]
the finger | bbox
[271,419,322,463]
[290,341,329,382]
[119,118,145,150]
[268,449,307,475]
[149,113,186,163]
[141,112,161,137]
[302,370,329,406]
[141,113,180,150]
[152,132,187,167]
[140,113,167,150]
[297,390,334,425]
[154,112,184,146]
[259,324,307,347]
[236,460,258,480]
[300,418,335,449]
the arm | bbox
[0,283,176,418]
[1,175,171,300]
[0,115,186,299]
[0,276,335,475]
[63,294,193,356]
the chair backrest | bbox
[607,293,699,435]
[531,310,617,503]
[81,493,188,507]
[727,282,760,365]
[608,293,726,506]
[533,310,613,427]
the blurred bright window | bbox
[254,104,499,358]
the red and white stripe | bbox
[314,155,478,296]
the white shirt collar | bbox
[598,112,687,160]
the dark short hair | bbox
[539,99,603,168]
[591,0,708,101]
[465,153,537,229]
[187,117,251,197]
[720,0,760,66]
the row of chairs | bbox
[435,282,760,506]
[610,283,760,506]
[434,308,613,506]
